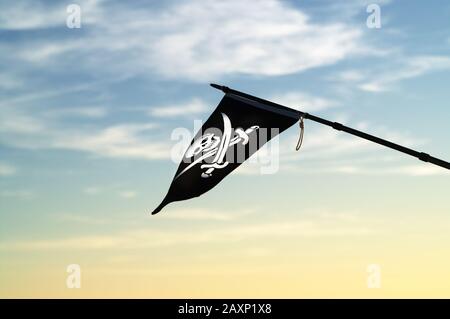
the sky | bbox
[0,0,449,298]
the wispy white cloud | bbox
[0,110,45,134]
[312,0,392,21]
[157,208,255,221]
[383,164,450,176]
[56,213,111,225]
[0,189,33,199]
[0,0,103,30]
[18,42,80,63]
[118,190,137,199]
[4,0,367,80]
[0,162,17,176]
[83,185,140,199]
[55,208,255,226]
[0,208,375,251]
[359,56,450,92]
[83,186,102,195]
[44,106,108,119]
[149,98,208,117]
[0,76,174,160]
[332,70,365,82]
[0,74,23,90]
[0,2,64,30]
[281,162,450,176]
[51,123,170,160]
[270,92,338,112]
[0,108,171,159]
[140,0,364,79]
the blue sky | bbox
[1,0,450,297]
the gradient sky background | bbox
[0,0,449,298]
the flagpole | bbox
[210,83,450,170]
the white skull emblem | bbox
[185,133,220,158]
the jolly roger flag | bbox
[151,92,300,215]
[151,84,450,215]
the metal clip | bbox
[295,116,305,151]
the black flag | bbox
[151,92,299,215]
[152,83,450,215]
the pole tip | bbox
[209,83,229,93]
[210,83,222,90]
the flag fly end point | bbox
[151,198,169,215]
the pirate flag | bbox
[151,91,300,215]
[152,83,450,215]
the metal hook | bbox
[295,116,305,151]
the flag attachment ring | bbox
[295,115,305,151]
